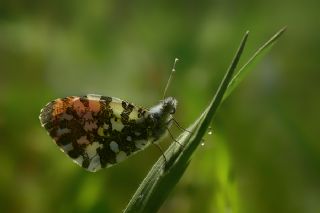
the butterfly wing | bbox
[39,94,150,172]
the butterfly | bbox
[39,59,180,172]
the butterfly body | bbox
[39,94,177,172]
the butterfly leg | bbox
[168,117,193,134]
[166,127,184,148]
[152,142,167,164]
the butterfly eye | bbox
[170,108,176,114]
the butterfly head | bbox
[148,97,177,140]
[161,96,177,115]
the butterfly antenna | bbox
[162,58,179,99]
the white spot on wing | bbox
[109,141,119,153]
[87,94,101,101]
[73,156,84,166]
[111,97,123,103]
[109,100,124,117]
[135,140,148,149]
[116,151,127,163]
[85,142,102,158]
[103,123,109,129]
[87,155,101,172]
[110,118,124,131]
[60,143,73,152]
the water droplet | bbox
[208,126,213,135]
[201,142,205,146]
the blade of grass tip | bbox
[178,30,249,163]
[223,26,287,101]
[124,31,249,213]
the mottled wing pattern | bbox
[39,94,151,172]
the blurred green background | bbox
[0,0,319,212]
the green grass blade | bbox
[223,27,287,100]
[124,31,249,213]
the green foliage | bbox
[125,29,285,212]
[224,27,287,101]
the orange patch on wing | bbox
[88,100,101,113]
[52,99,66,117]
[72,98,86,116]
